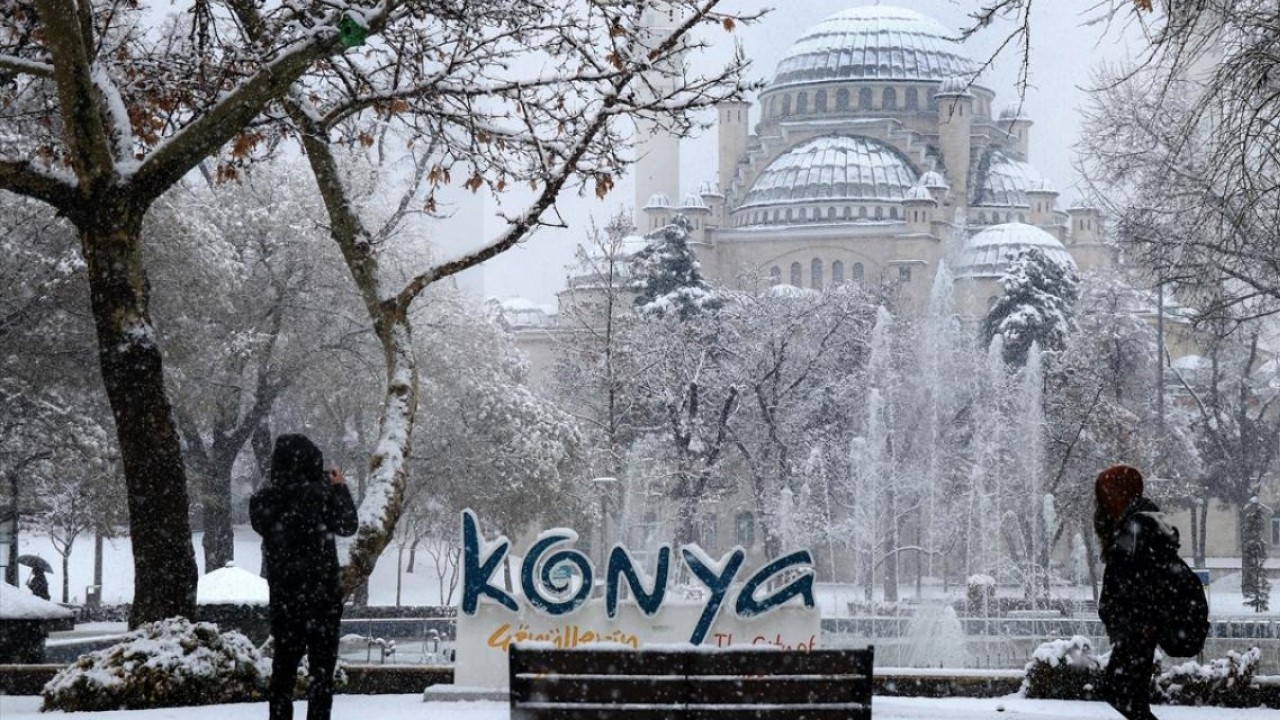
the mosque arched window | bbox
[832,260,845,285]
[874,205,883,219]
[768,96,776,117]
[890,206,899,220]
[796,91,808,115]
[770,266,782,285]
[785,208,793,222]
[1017,212,1026,223]
[812,259,823,289]
[905,87,919,111]
[836,88,850,111]
[858,206,868,219]
[815,89,828,113]
[852,262,864,281]
[883,87,897,110]
[978,211,987,224]
[828,206,836,220]
[780,94,792,117]
[842,206,851,219]
[858,87,874,110]
[790,262,802,287]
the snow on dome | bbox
[937,74,973,95]
[766,283,821,299]
[196,563,269,606]
[953,222,1076,279]
[905,185,934,202]
[771,6,977,87]
[645,192,671,208]
[680,193,708,209]
[920,170,949,189]
[972,149,1053,207]
[738,135,919,217]
[0,580,75,620]
[999,103,1030,120]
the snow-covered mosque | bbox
[631,4,1113,316]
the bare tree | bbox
[0,0,752,621]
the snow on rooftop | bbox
[771,6,977,88]
[0,580,75,620]
[196,563,269,606]
[953,223,1076,279]
[739,135,919,214]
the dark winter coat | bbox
[27,568,50,601]
[1097,496,1182,635]
[250,435,358,610]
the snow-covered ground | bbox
[11,526,1280,616]
[3,694,1278,720]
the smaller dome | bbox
[680,193,709,209]
[920,170,948,189]
[1026,178,1058,194]
[954,222,1076,279]
[999,103,1030,121]
[937,75,972,96]
[972,149,1053,207]
[645,193,671,209]
[904,185,934,202]
[699,181,723,198]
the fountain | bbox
[899,601,969,668]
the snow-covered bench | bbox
[509,644,874,719]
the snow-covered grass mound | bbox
[1022,635,1103,700]
[42,618,269,711]
[1158,647,1262,707]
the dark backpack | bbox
[1158,557,1209,657]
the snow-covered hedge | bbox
[1022,635,1104,700]
[1023,637,1266,707]
[1157,647,1262,707]
[42,617,270,711]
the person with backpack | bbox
[251,435,359,720]
[1094,464,1208,720]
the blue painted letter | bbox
[735,550,815,618]
[521,534,593,615]
[460,510,517,614]
[681,547,745,645]
[605,545,669,618]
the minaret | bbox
[634,6,684,225]
[1000,104,1033,160]
[936,76,974,211]
[717,100,750,198]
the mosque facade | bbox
[633,4,1113,317]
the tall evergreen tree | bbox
[632,215,721,320]
[982,248,1079,367]
[1242,496,1272,612]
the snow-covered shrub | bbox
[1156,647,1262,707]
[966,574,996,615]
[42,617,270,711]
[1022,636,1104,700]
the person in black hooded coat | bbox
[1094,464,1180,720]
[251,434,358,720]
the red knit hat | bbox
[1096,465,1144,519]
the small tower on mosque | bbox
[635,5,685,231]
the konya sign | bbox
[455,510,821,688]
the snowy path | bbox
[2,694,1275,719]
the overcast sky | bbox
[469,1,1146,307]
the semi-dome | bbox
[953,222,1077,279]
[972,149,1053,207]
[771,6,977,88]
[739,135,919,210]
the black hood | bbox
[271,434,324,486]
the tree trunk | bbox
[61,553,70,603]
[1197,498,1208,567]
[197,448,239,572]
[5,472,17,586]
[883,486,898,603]
[91,532,104,610]
[79,204,197,626]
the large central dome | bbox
[772,6,977,87]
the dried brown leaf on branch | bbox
[594,173,614,199]
[1134,0,1152,11]
[723,17,735,32]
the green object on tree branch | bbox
[338,15,368,48]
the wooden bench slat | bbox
[513,675,869,705]
[508,645,874,720]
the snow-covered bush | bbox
[1022,636,1104,700]
[42,617,269,711]
[1156,647,1262,707]
[966,574,996,615]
